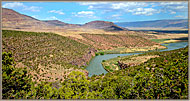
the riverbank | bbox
[85,42,188,76]
[102,54,159,72]
[161,39,188,44]
[151,38,188,44]
[97,44,166,54]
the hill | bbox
[2,8,54,30]
[115,19,188,29]
[43,20,69,26]
[70,33,160,51]
[82,20,127,31]
[43,20,81,28]
[2,30,94,82]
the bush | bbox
[2,52,32,99]
[95,53,99,56]
[105,66,110,69]
[100,52,104,55]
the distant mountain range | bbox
[115,19,188,29]
[2,8,126,31]
[2,8,187,32]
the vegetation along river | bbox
[85,42,188,77]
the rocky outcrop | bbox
[118,61,129,69]
[118,61,136,70]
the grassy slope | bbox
[90,46,188,99]
[2,30,91,82]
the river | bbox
[85,42,188,77]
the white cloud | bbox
[127,8,159,16]
[2,2,24,8]
[158,2,188,13]
[78,2,187,17]
[175,15,186,18]
[111,2,148,10]
[111,3,127,9]
[73,11,97,18]
[3,2,42,12]
[48,10,65,15]
[111,14,121,17]
[167,5,186,10]
[45,16,59,20]
[106,14,122,20]
[23,6,42,12]
[79,2,108,5]
[170,11,176,14]
[50,16,59,20]
[159,2,183,6]
[31,15,39,19]
[78,11,94,15]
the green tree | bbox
[2,52,32,99]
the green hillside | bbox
[3,45,188,99]
[2,30,92,82]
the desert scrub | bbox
[2,30,92,81]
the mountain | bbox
[43,20,69,26]
[2,8,54,29]
[115,19,188,29]
[83,20,127,31]
[43,20,81,28]
[2,8,126,32]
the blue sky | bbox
[2,2,188,24]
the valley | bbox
[2,7,188,82]
[2,7,188,99]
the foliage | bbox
[2,30,90,81]
[99,52,105,55]
[2,30,90,69]
[2,52,32,99]
[95,53,99,56]
[2,39,188,99]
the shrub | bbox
[95,53,99,56]
[2,52,32,99]
[99,52,104,55]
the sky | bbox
[2,2,188,24]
